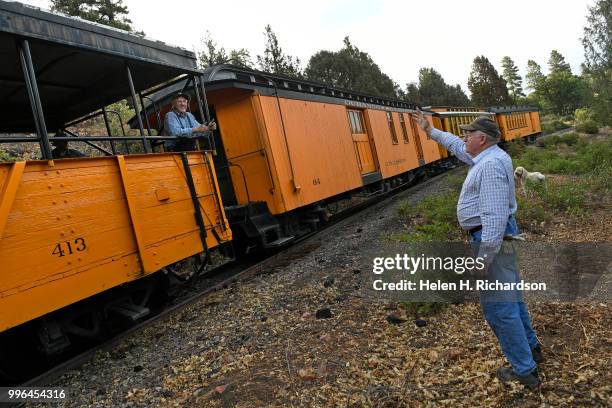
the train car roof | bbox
[0,0,200,132]
[487,106,539,113]
[200,65,420,110]
[130,64,422,128]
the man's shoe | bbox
[496,367,541,390]
[531,344,544,364]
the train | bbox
[0,1,541,373]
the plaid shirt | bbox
[430,129,517,258]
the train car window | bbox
[386,112,398,144]
[355,111,364,133]
[347,109,365,134]
[347,111,355,133]
[348,111,358,133]
[399,113,409,143]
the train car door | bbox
[408,115,425,165]
[347,109,377,174]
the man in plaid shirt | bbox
[415,111,543,389]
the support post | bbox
[138,92,152,136]
[198,75,216,152]
[126,64,149,153]
[192,76,210,150]
[101,107,117,154]
[17,39,52,160]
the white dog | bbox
[514,166,546,195]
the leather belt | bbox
[467,215,513,236]
[468,225,483,235]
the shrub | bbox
[525,180,588,215]
[516,196,551,225]
[537,135,561,147]
[577,139,612,173]
[575,119,599,134]
[557,132,580,146]
[506,140,527,157]
[574,108,593,123]
[0,149,16,162]
[397,191,461,242]
[541,115,570,134]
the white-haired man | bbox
[164,92,216,151]
[414,111,543,389]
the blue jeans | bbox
[471,216,539,376]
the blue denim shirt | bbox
[164,110,202,151]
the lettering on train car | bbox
[385,158,406,166]
[51,237,87,257]
[312,177,321,185]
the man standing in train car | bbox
[413,110,543,389]
[164,92,216,152]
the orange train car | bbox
[428,107,496,158]
[488,106,542,142]
[139,65,448,251]
[0,1,230,360]
[427,105,542,142]
[0,153,231,333]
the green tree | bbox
[50,0,138,33]
[198,31,252,68]
[447,85,471,106]
[581,0,611,125]
[501,56,525,102]
[467,56,511,106]
[405,82,421,103]
[305,37,399,98]
[256,25,302,77]
[539,71,591,116]
[416,68,448,104]
[548,50,572,74]
[404,68,469,105]
[525,60,545,93]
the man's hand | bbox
[193,120,216,133]
[413,108,432,134]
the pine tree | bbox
[405,83,421,104]
[405,68,470,106]
[467,56,511,106]
[501,56,525,102]
[446,84,471,106]
[51,0,138,32]
[416,68,448,105]
[581,0,611,125]
[305,37,398,98]
[525,60,545,92]
[256,25,302,77]
[198,31,252,68]
[548,50,572,74]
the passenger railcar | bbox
[429,105,542,142]
[488,106,542,142]
[136,65,451,251]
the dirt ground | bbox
[42,166,611,408]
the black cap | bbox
[172,92,190,101]
[460,116,500,139]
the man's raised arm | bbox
[413,110,474,165]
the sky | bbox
[18,0,594,95]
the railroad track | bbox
[19,164,460,390]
